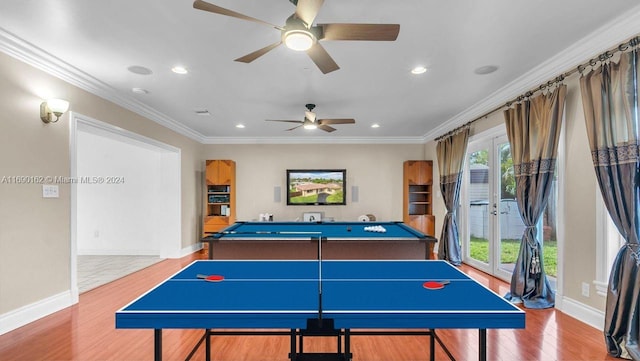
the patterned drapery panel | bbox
[503,85,566,309]
[580,46,640,360]
[436,126,470,265]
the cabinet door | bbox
[406,214,435,236]
[206,160,234,185]
[405,161,432,185]
[407,214,436,259]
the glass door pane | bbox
[497,141,518,277]
[467,147,490,269]
[462,130,514,281]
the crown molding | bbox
[422,4,640,143]
[0,27,207,143]
[201,136,426,145]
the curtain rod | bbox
[434,35,640,142]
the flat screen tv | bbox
[286,169,346,205]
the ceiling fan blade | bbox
[286,124,304,131]
[234,41,282,63]
[318,124,337,132]
[306,43,339,74]
[295,0,324,27]
[318,118,355,125]
[266,119,303,124]
[193,0,281,29]
[320,23,400,41]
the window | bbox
[594,192,626,296]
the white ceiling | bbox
[1,1,639,143]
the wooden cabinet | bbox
[403,160,436,259]
[204,160,236,234]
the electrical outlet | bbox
[42,185,59,198]
[581,282,590,297]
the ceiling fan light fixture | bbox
[284,30,314,51]
[305,111,316,122]
[303,117,317,129]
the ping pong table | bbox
[116,259,525,361]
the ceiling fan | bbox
[266,104,355,132]
[193,0,400,74]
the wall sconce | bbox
[40,99,70,123]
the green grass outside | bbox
[469,237,557,277]
[290,190,344,204]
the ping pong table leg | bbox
[205,329,211,361]
[290,329,297,361]
[154,329,162,361]
[479,329,487,361]
[429,329,435,361]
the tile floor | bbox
[77,255,164,293]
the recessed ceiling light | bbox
[474,65,499,75]
[371,124,380,128]
[236,124,245,128]
[171,66,188,74]
[131,88,149,94]
[127,65,152,75]
[411,66,427,75]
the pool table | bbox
[201,221,437,260]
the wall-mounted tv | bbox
[286,169,346,205]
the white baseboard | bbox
[181,242,203,258]
[558,295,605,330]
[0,291,75,336]
[77,248,160,256]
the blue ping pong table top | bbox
[116,260,525,330]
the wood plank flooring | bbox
[0,252,617,361]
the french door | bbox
[461,129,514,281]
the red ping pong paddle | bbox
[197,274,224,282]
[422,280,450,290]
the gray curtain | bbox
[503,85,566,309]
[580,45,640,360]
[436,126,470,266]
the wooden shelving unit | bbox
[203,160,236,235]
[403,160,436,259]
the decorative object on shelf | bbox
[303,212,322,222]
[357,214,376,222]
[259,213,273,221]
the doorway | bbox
[69,113,181,300]
[460,127,515,281]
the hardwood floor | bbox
[0,252,617,361]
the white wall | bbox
[77,129,162,255]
